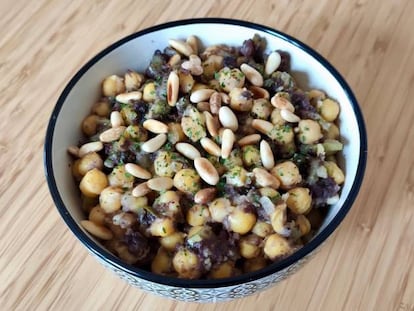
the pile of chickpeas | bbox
[68,35,345,279]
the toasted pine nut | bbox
[78,141,103,157]
[67,145,80,157]
[194,157,219,185]
[143,119,169,134]
[265,51,281,75]
[99,126,126,143]
[280,109,301,123]
[221,129,235,159]
[190,89,215,103]
[204,111,219,137]
[194,188,217,204]
[141,133,167,153]
[175,142,201,160]
[115,91,142,104]
[252,119,273,134]
[270,95,295,112]
[253,168,280,189]
[218,106,238,131]
[200,137,221,157]
[168,54,181,67]
[209,92,222,114]
[197,102,211,112]
[132,182,152,197]
[147,177,174,191]
[238,134,261,146]
[125,163,152,179]
[81,220,113,240]
[110,111,124,127]
[249,86,270,99]
[186,35,199,55]
[167,71,179,107]
[220,92,230,105]
[240,63,263,87]
[168,39,194,57]
[260,140,275,170]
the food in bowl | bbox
[67,34,345,279]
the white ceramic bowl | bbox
[44,18,367,302]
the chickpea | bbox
[270,203,288,235]
[151,247,173,275]
[209,261,236,279]
[239,234,262,259]
[264,233,292,260]
[142,82,157,102]
[108,165,134,189]
[79,168,108,198]
[286,187,312,214]
[209,198,232,223]
[178,71,195,93]
[89,205,106,225]
[258,187,280,202]
[124,125,148,141]
[167,122,186,144]
[243,256,267,273]
[121,192,148,213]
[155,190,181,218]
[298,119,323,144]
[113,243,140,265]
[91,100,111,117]
[268,124,294,144]
[172,248,201,279]
[270,108,286,126]
[159,232,185,251]
[296,214,311,236]
[120,105,138,125]
[318,98,340,122]
[78,152,103,176]
[102,75,125,97]
[323,122,340,140]
[221,148,243,170]
[252,221,274,238]
[112,212,137,229]
[271,161,302,189]
[228,209,257,234]
[81,114,100,136]
[72,159,82,182]
[150,217,175,237]
[251,98,272,119]
[216,67,245,92]
[187,204,210,226]
[202,55,224,79]
[99,186,123,213]
[225,166,249,187]
[154,151,176,177]
[229,87,253,112]
[81,195,98,213]
[124,70,144,91]
[324,161,345,184]
[173,168,201,194]
[242,145,261,167]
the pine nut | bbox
[253,168,280,189]
[147,177,174,191]
[249,86,270,99]
[194,188,217,204]
[209,92,222,114]
[204,111,219,137]
[167,71,179,107]
[271,95,295,112]
[197,102,211,112]
[238,134,261,146]
[190,88,215,103]
[280,109,301,123]
[168,54,181,67]
[141,133,167,153]
[110,111,124,127]
[78,141,103,157]
[115,91,142,104]
[260,140,275,170]
[168,39,194,57]
[132,182,152,197]
[240,63,263,87]
[143,119,169,134]
[265,51,281,75]
[200,137,221,157]
[176,142,201,160]
[124,70,144,91]
[218,106,238,131]
[194,157,219,185]
[181,55,203,76]
[186,35,199,54]
[252,119,273,134]
[125,163,152,179]
[81,220,113,240]
[221,129,235,159]
[220,92,230,105]
[67,145,80,157]
[99,126,126,143]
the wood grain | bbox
[0,0,413,310]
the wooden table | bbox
[1,0,413,310]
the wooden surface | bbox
[1,0,413,310]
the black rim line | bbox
[44,17,368,289]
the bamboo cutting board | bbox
[0,0,413,310]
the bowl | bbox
[44,18,367,302]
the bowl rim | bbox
[44,17,367,288]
